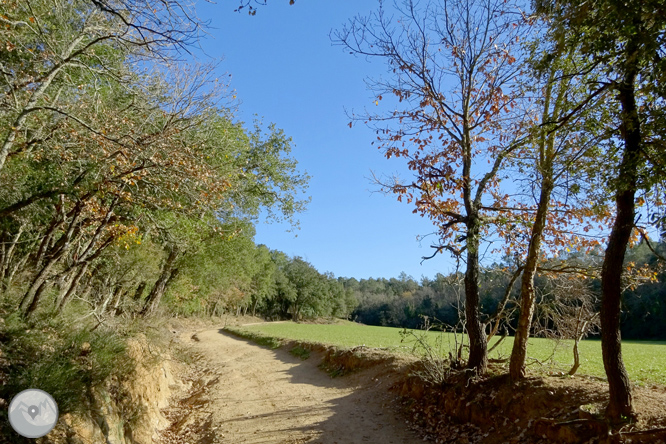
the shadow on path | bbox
[183,327,424,444]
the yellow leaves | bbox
[29,17,35,23]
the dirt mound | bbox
[398,366,666,444]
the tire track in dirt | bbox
[183,328,424,444]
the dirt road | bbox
[178,328,424,444]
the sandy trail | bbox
[185,328,423,444]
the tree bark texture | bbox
[600,70,641,422]
[141,245,180,316]
[465,217,488,374]
[510,178,553,381]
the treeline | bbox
[0,0,364,327]
[0,1,338,433]
[0,0,314,322]
[344,240,666,340]
[166,242,357,321]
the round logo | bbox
[8,389,59,438]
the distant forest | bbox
[338,240,666,341]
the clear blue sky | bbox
[193,1,456,281]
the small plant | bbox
[534,275,600,376]
[289,345,311,360]
[399,316,458,385]
[0,303,142,439]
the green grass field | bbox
[233,321,666,386]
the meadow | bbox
[233,321,666,386]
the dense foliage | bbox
[343,242,666,340]
[0,0,313,322]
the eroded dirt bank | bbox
[159,328,424,444]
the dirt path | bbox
[176,328,424,444]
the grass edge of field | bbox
[226,320,666,387]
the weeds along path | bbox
[179,328,424,444]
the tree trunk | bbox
[251,297,258,317]
[111,286,124,316]
[0,223,24,279]
[510,178,553,381]
[54,271,76,308]
[600,70,641,423]
[19,256,58,315]
[141,245,179,316]
[132,282,147,301]
[25,280,52,318]
[98,288,114,316]
[569,321,588,377]
[33,216,63,271]
[56,262,89,313]
[21,204,84,314]
[465,217,487,374]
[4,251,28,291]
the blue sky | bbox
[193,1,457,281]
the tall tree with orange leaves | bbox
[334,0,531,374]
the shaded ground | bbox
[158,327,424,444]
[401,367,666,444]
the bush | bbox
[0,304,135,441]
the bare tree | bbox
[535,274,600,376]
[333,0,530,374]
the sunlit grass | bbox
[235,321,666,386]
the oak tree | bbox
[334,0,530,374]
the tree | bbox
[6,60,231,317]
[249,245,277,316]
[334,0,529,374]
[508,30,611,381]
[0,17,309,317]
[538,0,666,422]
[234,0,295,15]
[538,274,600,376]
[283,257,325,321]
[0,0,201,172]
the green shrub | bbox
[0,306,136,440]
[289,345,311,360]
